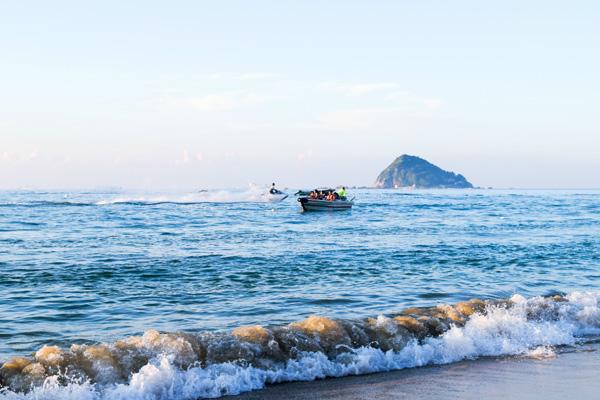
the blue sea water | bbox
[0,188,599,398]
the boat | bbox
[297,196,354,211]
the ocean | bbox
[0,188,599,399]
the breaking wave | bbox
[1,291,599,399]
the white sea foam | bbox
[1,291,599,400]
[525,346,557,359]
[95,185,284,205]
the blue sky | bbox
[1,1,599,189]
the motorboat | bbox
[297,195,354,211]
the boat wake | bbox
[0,186,289,207]
[1,291,599,399]
[96,187,286,205]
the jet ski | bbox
[264,189,288,202]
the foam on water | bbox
[95,186,283,205]
[1,292,599,399]
[0,186,287,207]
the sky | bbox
[1,0,599,189]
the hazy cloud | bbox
[319,81,400,96]
[181,149,191,164]
[194,72,278,81]
[157,91,283,111]
[317,104,440,132]
[386,91,443,110]
[178,149,204,164]
[296,149,314,162]
[232,72,278,81]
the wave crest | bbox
[1,291,599,399]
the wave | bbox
[1,291,599,399]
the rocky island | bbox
[375,155,473,189]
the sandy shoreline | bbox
[232,343,600,399]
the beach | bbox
[234,343,600,400]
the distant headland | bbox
[375,155,474,189]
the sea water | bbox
[0,189,599,399]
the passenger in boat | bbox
[336,186,347,199]
[309,191,318,199]
[326,191,335,201]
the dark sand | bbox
[232,343,600,399]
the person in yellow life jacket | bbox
[336,186,347,199]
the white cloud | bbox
[187,93,240,111]
[314,88,443,131]
[319,82,443,112]
[386,91,443,110]
[0,149,41,163]
[158,91,283,111]
[317,103,441,132]
[194,72,277,81]
[232,72,278,81]
[177,149,204,164]
[296,149,314,162]
[181,149,191,164]
[318,107,394,131]
[319,81,400,96]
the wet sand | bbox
[232,343,600,400]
